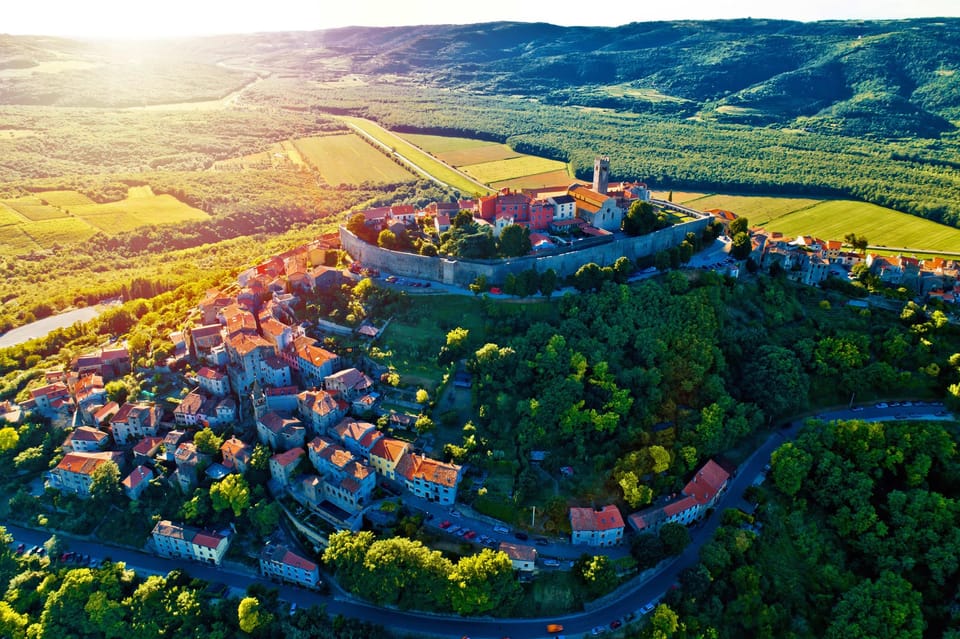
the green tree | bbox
[448,549,520,615]
[539,268,558,297]
[729,216,749,236]
[414,414,435,435]
[246,499,281,538]
[377,229,398,250]
[210,474,251,517]
[89,460,121,503]
[104,380,129,404]
[631,532,665,570]
[237,596,272,634]
[731,232,752,259]
[0,427,18,452]
[415,389,430,404]
[578,554,617,597]
[193,428,223,456]
[659,522,692,556]
[650,603,680,639]
[770,442,813,497]
[825,572,923,639]
[741,345,809,419]
[498,224,531,257]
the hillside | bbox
[4,20,960,138]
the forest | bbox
[625,418,960,639]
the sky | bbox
[4,0,959,39]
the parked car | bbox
[514,531,529,541]
[546,624,564,633]
[610,620,622,629]
[543,559,560,567]
[464,531,477,540]
[493,525,509,533]
[591,626,606,635]
[15,543,24,555]
[535,537,549,546]
[439,520,452,529]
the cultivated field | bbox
[491,170,577,191]
[460,156,569,185]
[400,133,497,154]
[0,187,209,256]
[339,117,494,195]
[654,191,960,253]
[293,134,415,185]
[436,144,520,167]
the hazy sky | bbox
[5,0,959,38]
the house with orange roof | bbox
[152,520,231,565]
[269,447,305,488]
[196,367,230,397]
[50,451,124,498]
[225,333,276,394]
[111,402,161,445]
[628,459,731,534]
[569,505,625,547]
[499,541,537,572]
[28,382,72,414]
[121,465,155,500]
[256,412,306,451]
[396,453,462,505]
[188,324,224,359]
[368,437,412,481]
[305,436,376,511]
[220,436,253,473]
[333,417,382,458]
[63,426,110,453]
[298,389,348,435]
[132,435,164,464]
[567,184,623,232]
[260,543,321,589]
[291,336,340,387]
[325,368,374,401]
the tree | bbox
[741,345,809,419]
[447,549,520,615]
[825,572,923,639]
[0,427,18,453]
[650,603,680,639]
[659,522,692,556]
[499,224,531,257]
[573,262,605,292]
[237,596,272,634]
[729,216,749,237]
[89,460,121,503]
[618,470,654,508]
[210,474,250,517]
[246,499,281,538]
[104,380,129,404]
[193,428,223,456]
[770,442,813,497]
[415,389,430,404]
[578,554,618,597]
[539,268,558,297]
[414,414,435,435]
[469,274,488,295]
[377,229,399,250]
[731,231,752,259]
[631,532,665,570]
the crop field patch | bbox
[0,227,38,254]
[651,191,709,204]
[5,197,68,221]
[0,202,27,226]
[79,211,157,234]
[435,144,519,167]
[21,217,99,247]
[36,190,96,208]
[684,194,822,223]
[763,199,960,253]
[491,169,576,191]
[72,192,208,225]
[399,132,497,154]
[293,134,416,185]
[460,156,568,185]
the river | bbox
[0,305,110,349]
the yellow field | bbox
[36,190,97,208]
[0,202,27,226]
[460,156,569,185]
[400,133,497,154]
[0,187,209,256]
[293,134,417,185]
[437,144,519,167]
[280,140,307,168]
[681,194,822,223]
[491,170,578,191]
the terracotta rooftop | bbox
[261,544,317,572]
[271,447,305,468]
[397,453,460,488]
[370,437,411,462]
[569,505,624,532]
[122,465,154,490]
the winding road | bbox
[4,403,950,638]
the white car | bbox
[493,525,509,533]
[591,626,606,635]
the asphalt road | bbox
[3,402,950,639]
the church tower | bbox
[251,380,268,422]
[592,156,610,195]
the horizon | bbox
[4,0,960,40]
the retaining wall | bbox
[340,216,710,286]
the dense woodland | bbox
[627,418,960,639]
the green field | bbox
[661,191,960,253]
[338,116,494,196]
[436,144,520,167]
[293,134,416,185]
[0,187,210,256]
[460,156,569,185]
[399,132,498,154]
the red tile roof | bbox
[271,447,305,468]
[396,453,460,488]
[569,505,624,532]
[197,367,226,381]
[133,436,164,456]
[370,437,411,462]
[682,459,730,506]
[122,465,154,490]
[193,531,225,549]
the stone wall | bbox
[339,216,710,287]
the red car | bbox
[439,520,452,529]
[464,530,477,540]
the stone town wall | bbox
[340,216,710,287]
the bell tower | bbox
[592,156,610,195]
